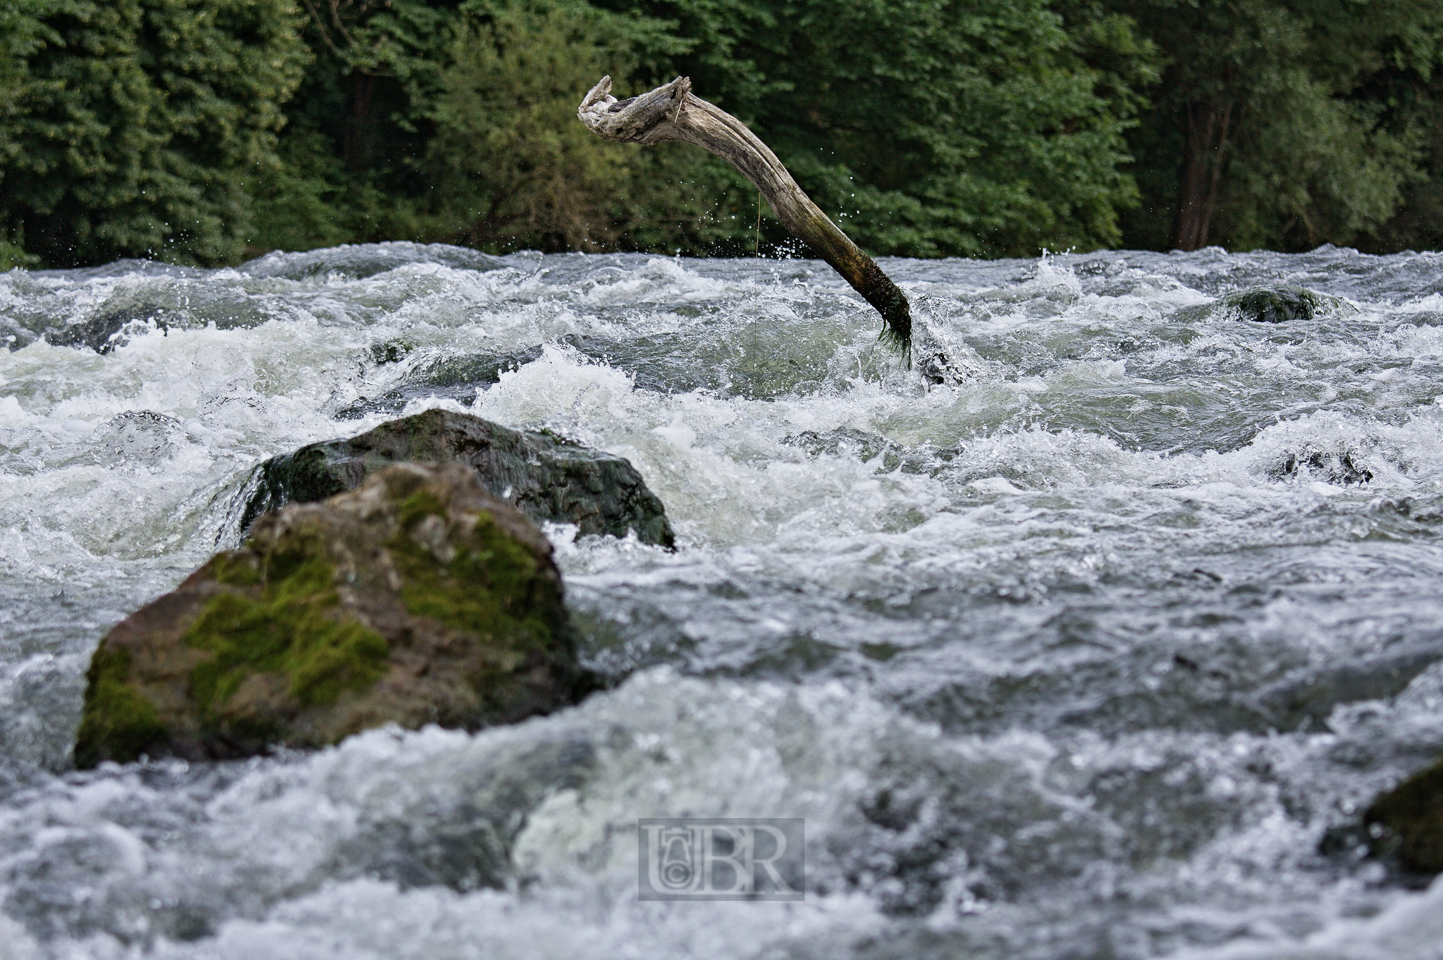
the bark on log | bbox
[578,75,912,355]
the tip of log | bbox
[579,76,613,112]
[878,297,913,362]
[578,75,695,142]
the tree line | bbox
[3,0,1442,269]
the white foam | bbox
[4,246,1443,957]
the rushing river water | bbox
[3,242,1443,958]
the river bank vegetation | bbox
[3,0,1443,268]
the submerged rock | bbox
[1362,757,1443,875]
[240,409,674,548]
[786,427,908,470]
[1225,286,1320,324]
[783,427,955,475]
[74,463,594,767]
[42,306,172,354]
[1267,446,1374,486]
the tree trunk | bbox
[1172,99,1233,251]
[577,75,913,355]
[343,72,373,169]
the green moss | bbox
[1227,287,1321,324]
[74,645,168,769]
[388,494,554,656]
[1365,756,1443,874]
[397,490,447,531]
[535,427,579,447]
[207,551,262,587]
[183,534,390,721]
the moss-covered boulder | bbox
[1362,756,1443,875]
[1224,286,1321,324]
[75,463,595,767]
[238,408,674,548]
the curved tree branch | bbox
[578,75,912,355]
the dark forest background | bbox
[4,0,1443,269]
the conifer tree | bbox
[0,0,310,267]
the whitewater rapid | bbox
[2,243,1443,958]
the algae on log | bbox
[75,463,595,767]
[239,408,674,548]
[578,76,912,356]
[1363,756,1443,875]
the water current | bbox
[3,242,1443,958]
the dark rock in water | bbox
[784,427,956,475]
[1361,756,1443,875]
[333,346,548,420]
[240,409,674,548]
[917,351,957,386]
[74,463,595,767]
[786,427,909,472]
[334,331,733,420]
[1226,287,1320,324]
[1267,446,1373,486]
[239,242,504,281]
[43,307,172,354]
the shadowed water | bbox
[2,243,1443,958]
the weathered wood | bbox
[578,75,912,355]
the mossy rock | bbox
[1223,286,1321,324]
[75,463,596,767]
[1362,756,1443,875]
[238,408,674,548]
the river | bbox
[2,242,1442,958]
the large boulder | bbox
[75,463,595,767]
[1362,756,1443,875]
[238,409,674,548]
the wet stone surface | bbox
[238,408,675,548]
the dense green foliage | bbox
[0,0,310,266]
[422,3,745,252]
[5,0,1443,266]
[1103,0,1443,251]
[0,0,56,267]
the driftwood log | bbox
[578,75,912,355]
